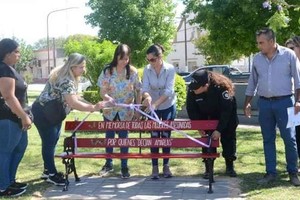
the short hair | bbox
[285,38,294,47]
[0,38,19,61]
[256,27,276,41]
[146,44,165,57]
[292,36,300,47]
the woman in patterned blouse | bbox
[97,44,142,178]
[32,53,105,186]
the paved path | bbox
[43,176,243,200]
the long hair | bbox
[209,71,235,96]
[49,53,85,86]
[0,38,19,61]
[104,44,131,80]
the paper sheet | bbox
[287,107,300,128]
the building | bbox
[26,48,65,83]
[166,14,251,73]
[166,14,206,73]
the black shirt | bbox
[186,84,238,133]
[0,61,28,122]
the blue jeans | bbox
[104,117,128,168]
[32,101,62,174]
[0,119,28,190]
[151,104,176,166]
[258,96,298,175]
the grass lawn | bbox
[2,92,299,200]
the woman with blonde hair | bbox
[32,53,105,186]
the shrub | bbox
[82,90,102,104]
[137,68,187,111]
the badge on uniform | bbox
[222,91,230,100]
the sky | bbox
[0,0,185,46]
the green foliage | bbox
[64,34,116,87]
[23,71,33,84]
[174,74,187,111]
[33,37,67,50]
[14,39,34,72]
[86,0,177,68]
[184,0,300,63]
[138,68,186,111]
[82,90,102,104]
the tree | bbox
[14,39,34,72]
[86,0,177,67]
[64,34,116,87]
[33,37,67,50]
[183,0,300,64]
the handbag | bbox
[42,98,66,125]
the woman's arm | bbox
[0,77,32,129]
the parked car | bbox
[182,65,250,85]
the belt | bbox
[259,94,292,101]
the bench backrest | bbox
[64,120,219,149]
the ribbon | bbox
[114,103,211,148]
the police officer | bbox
[186,69,238,178]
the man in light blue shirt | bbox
[244,27,300,186]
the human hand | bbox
[244,103,252,118]
[198,130,207,136]
[104,94,116,105]
[94,101,107,111]
[132,112,141,121]
[21,115,32,131]
[211,130,221,140]
[294,102,300,114]
[142,97,152,113]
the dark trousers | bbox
[296,126,300,160]
[151,104,176,166]
[202,126,237,161]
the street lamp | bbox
[47,7,78,74]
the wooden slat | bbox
[68,137,219,148]
[56,152,220,159]
[64,120,218,132]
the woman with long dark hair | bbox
[97,44,142,178]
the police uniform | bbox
[186,69,238,177]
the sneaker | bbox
[121,167,130,179]
[0,188,26,197]
[289,173,300,186]
[257,173,276,185]
[40,170,49,180]
[163,165,173,178]
[47,172,65,186]
[99,163,114,176]
[151,166,159,180]
[9,181,28,189]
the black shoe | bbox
[121,167,130,179]
[0,188,26,197]
[99,163,113,176]
[47,172,65,186]
[40,169,49,180]
[226,168,237,177]
[258,173,276,185]
[9,181,28,190]
[289,173,300,186]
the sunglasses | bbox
[145,57,158,63]
[289,47,295,50]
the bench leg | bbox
[207,158,214,194]
[62,158,81,191]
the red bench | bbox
[56,120,219,193]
